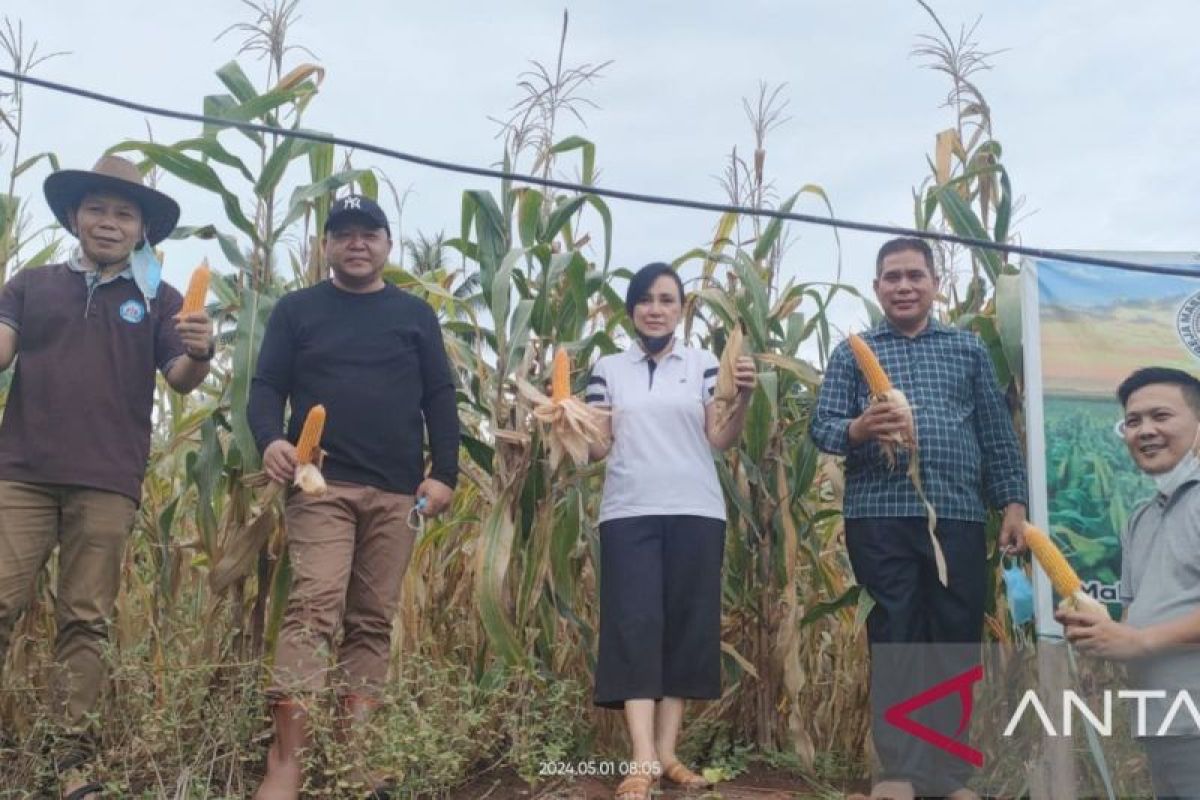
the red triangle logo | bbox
[883,663,984,768]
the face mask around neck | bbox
[1152,424,1200,496]
[638,332,674,355]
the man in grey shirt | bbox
[1058,366,1200,798]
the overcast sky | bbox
[4,0,1199,338]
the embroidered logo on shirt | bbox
[119,299,146,324]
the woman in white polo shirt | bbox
[586,262,755,800]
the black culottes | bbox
[594,514,725,709]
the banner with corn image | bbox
[848,333,945,585]
[518,347,609,470]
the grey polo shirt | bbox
[1120,460,1200,736]
[587,344,725,523]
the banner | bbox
[1021,253,1200,635]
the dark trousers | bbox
[594,515,725,709]
[1142,735,1200,799]
[846,516,986,795]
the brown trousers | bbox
[271,481,417,697]
[0,480,137,728]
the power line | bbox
[3,68,1199,279]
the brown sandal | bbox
[614,772,655,800]
[662,760,711,789]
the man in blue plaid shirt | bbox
[810,237,1028,800]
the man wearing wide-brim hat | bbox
[0,155,213,799]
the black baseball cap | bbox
[324,194,389,233]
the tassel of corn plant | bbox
[847,333,946,585]
[180,259,211,316]
[293,404,327,494]
[1024,523,1106,615]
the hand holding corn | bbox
[292,405,327,494]
[262,405,327,494]
[848,400,912,446]
[175,259,214,360]
[712,323,755,434]
[846,333,915,456]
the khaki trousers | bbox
[271,481,417,697]
[0,480,137,728]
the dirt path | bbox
[446,766,854,799]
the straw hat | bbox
[43,155,180,245]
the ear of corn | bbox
[180,259,211,316]
[517,344,611,470]
[1023,524,1082,598]
[551,349,571,403]
[1024,523,1107,615]
[848,333,892,396]
[295,404,326,465]
[713,322,745,433]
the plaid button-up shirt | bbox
[809,318,1027,522]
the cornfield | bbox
[0,3,1056,797]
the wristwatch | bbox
[187,339,216,362]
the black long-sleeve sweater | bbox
[247,280,459,492]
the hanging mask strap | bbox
[407,496,429,537]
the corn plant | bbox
[0,17,63,287]
[104,0,378,671]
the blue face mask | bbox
[130,238,162,302]
[1002,557,1035,627]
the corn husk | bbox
[713,322,745,434]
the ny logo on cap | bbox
[342,197,362,210]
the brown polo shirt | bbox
[0,262,186,502]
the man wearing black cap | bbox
[247,193,459,798]
[0,155,213,799]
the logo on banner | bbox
[1177,291,1200,358]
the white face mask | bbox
[1153,424,1200,496]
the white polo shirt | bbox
[587,343,726,523]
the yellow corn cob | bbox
[295,405,326,465]
[1024,524,1081,597]
[551,349,571,403]
[1024,523,1106,615]
[848,333,893,396]
[180,259,211,316]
